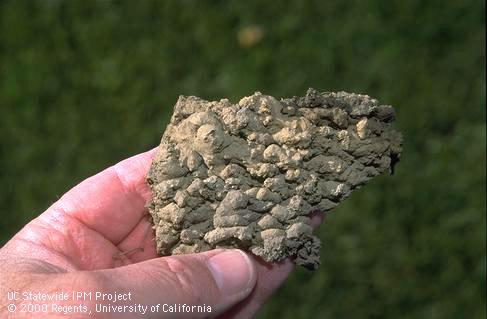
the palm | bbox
[3,150,157,272]
[22,208,157,271]
[1,148,321,318]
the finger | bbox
[115,217,158,263]
[5,209,127,271]
[309,210,326,228]
[97,249,256,319]
[221,256,294,319]
[48,148,157,245]
[221,209,326,318]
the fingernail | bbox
[207,250,255,297]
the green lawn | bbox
[0,1,485,318]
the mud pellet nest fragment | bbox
[147,88,403,270]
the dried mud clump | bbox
[147,89,402,270]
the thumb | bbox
[97,249,256,318]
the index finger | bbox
[48,148,157,245]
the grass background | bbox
[0,1,485,318]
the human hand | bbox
[0,148,323,318]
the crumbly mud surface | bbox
[147,88,402,270]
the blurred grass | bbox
[0,1,485,318]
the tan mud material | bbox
[147,88,402,270]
